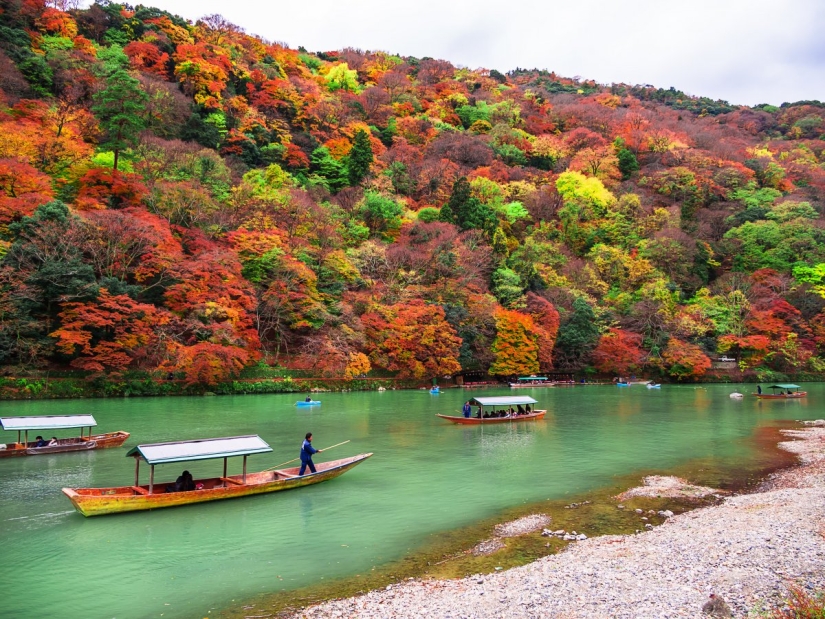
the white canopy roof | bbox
[126,435,272,465]
[470,396,538,407]
[0,415,97,431]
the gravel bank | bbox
[292,422,825,618]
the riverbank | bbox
[287,421,825,618]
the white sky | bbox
[140,0,824,106]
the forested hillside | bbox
[1,0,825,386]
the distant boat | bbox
[429,387,440,394]
[646,383,661,389]
[755,384,807,400]
[296,400,321,407]
[616,382,629,387]
[62,435,372,517]
[0,415,129,458]
[509,376,553,388]
[437,395,546,425]
[730,392,744,399]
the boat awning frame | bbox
[768,384,800,390]
[517,376,548,381]
[470,396,538,407]
[126,435,272,465]
[0,415,97,431]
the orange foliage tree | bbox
[662,338,711,380]
[165,341,249,386]
[489,308,539,376]
[0,158,54,223]
[361,299,461,379]
[525,292,560,371]
[50,288,170,374]
[592,328,645,375]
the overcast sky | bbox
[142,0,824,106]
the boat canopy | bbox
[768,384,800,390]
[470,396,538,407]
[0,415,97,431]
[517,376,547,381]
[126,435,272,465]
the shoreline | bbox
[280,421,825,618]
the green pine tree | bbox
[92,66,147,171]
[346,129,374,186]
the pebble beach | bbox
[292,422,825,618]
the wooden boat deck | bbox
[0,431,129,458]
[436,410,547,424]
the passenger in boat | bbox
[305,395,312,402]
[475,408,482,418]
[462,401,472,418]
[48,437,58,446]
[34,436,47,447]
[517,405,525,415]
[299,432,322,475]
[757,385,762,395]
[526,404,532,413]
[175,470,195,492]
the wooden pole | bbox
[242,455,247,484]
[263,440,351,472]
[134,457,139,487]
[223,457,227,487]
[25,430,28,447]
[149,465,154,495]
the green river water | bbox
[0,384,821,618]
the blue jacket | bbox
[462,403,472,418]
[300,439,318,463]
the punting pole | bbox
[149,465,154,494]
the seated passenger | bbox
[305,395,312,402]
[175,470,196,492]
[517,405,526,414]
[526,404,532,413]
[48,436,58,446]
[34,436,47,447]
[483,412,490,418]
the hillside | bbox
[1,0,824,387]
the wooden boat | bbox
[295,400,321,406]
[62,435,372,517]
[509,376,553,388]
[437,396,546,425]
[0,415,129,458]
[754,384,807,400]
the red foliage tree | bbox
[525,292,560,371]
[592,328,645,375]
[75,168,149,210]
[662,338,711,380]
[0,158,54,223]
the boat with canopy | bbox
[755,384,807,399]
[62,435,372,516]
[436,396,546,425]
[509,376,553,388]
[0,415,129,458]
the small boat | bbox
[437,396,546,425]
[646,383,661,389]
[295,400,321,407]
[429,387,440,394]
[616,382,629,387]
[730,392,744,399]
[509,376,553,388]
[0,415,129,458]
[62,435,372,517]
[754,384,807,400]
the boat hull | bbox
[509,383,554,388]
[0,431,129,458]
[295,401,321,406]
[755,392,807,399]
[62,453,372,517]
[436,411,547,424]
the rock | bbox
[644,523,654,529]
[576,534,587,541]
[635,508,643,514]
[701,593,732,617]
[617,504,625,509]
[641,517,648,521]
[658,510,674,518]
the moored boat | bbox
[62,435,372,516]
[754,384,807,400]
[0,415,129,458]
[437,396,546,425]
[509,376,553,388]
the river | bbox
[0,383,819,618]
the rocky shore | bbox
[292,422,825,618]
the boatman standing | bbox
[462,401,472,418]
[299,432,322,475]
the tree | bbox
[360,191,403,239]
[92,62,148,171]
[439,176,495,232]
[344,352,371,379]
[662,338,711,380]
[489,309,539,376]
[346,129,373,185]
[592,328,645,375]
[361,300,461,379]
[554,297,600,370]
[526,292,560,371]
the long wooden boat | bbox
[509,376,554,388]
[0,415,129,458]
[438,395,547,425]
[62,435,372,517]
[755,383,807,400]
